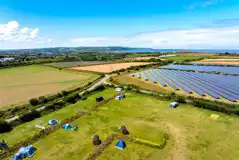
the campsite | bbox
[1,51,239,160]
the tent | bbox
[115,140,126,150]
[96,96,104,102]
[92,135,101,145]
[115,94,126,100]
[0,140,8,150]
[63,123,73,130]
[168,102,179,108]
[48,119,58,126]
[12,145,36,160]
[119,126,129,135]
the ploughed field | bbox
[134,69,239,102]
[72,62,151,73]
[0,65,98,107]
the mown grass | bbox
[0,65,99,107]
[13,90,239,160]
[0,89,116,148]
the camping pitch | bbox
[12,145,36,160]
[115,140,126,150]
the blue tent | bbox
[63,123,73,130]
[115,140,126,150]
[12,145,36,160]
[48,119,58,126]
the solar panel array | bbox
[161,64,239,75]
[135,69,239,102]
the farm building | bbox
[168,102,179,108]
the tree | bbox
[0,119,12,133]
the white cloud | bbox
[0,21,52,49]
[70,26,239,49]
[188,0,223,9]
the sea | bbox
[116,49,239,53]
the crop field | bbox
[194,59,239,65]
[72,62,151,73]
[132,69,239,103]
[124,56,162,61]
[0,65,99,107]
[4,89,239,160]
[44,61,112,68]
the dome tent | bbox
[12,145,36,160]
[63,123,73,130]
[115,140,126,150]
[48,119,58,126]
[0,140,8,150]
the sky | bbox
[1,0,239,49]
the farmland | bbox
[72,62,151,73]
[4,89,239,160]
[194,59,239,65]
[44,61,113,68]
[0,65,99,107]
[162,55,203,62]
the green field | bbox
[0,89,116,148]
[5,89,239,160]
[164,56,203,62]
[44,61,112,68]
[0,65,99,107]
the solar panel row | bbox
[134,69,239,102]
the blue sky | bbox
[1,0,239,49]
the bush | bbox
[19,110,41,122]
[29,98,39,106]
[61,90,69,96]
[0,118,12,133]
[38,96,48,104]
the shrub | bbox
[19,110,41,122]
[61,90,69,96]
[0,118,12,133]
[38,96,48,104]
[29,98,39,106]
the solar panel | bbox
[141,72,148,81]
[158,70,193,94]
[154,70,179,90]
[150,70,167,86]
[136,72,141,78]
[145,70,157,83]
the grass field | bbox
[163,56,203,62]
[0,65,99,107]
[0,89,116,148]
[44,61,112,68]
[72,62,152,73]
[6,89,239,160]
